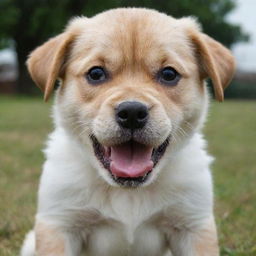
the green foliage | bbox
[225,81,256,99]
[0,0,88,46]
[0,0,248,48]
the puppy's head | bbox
[27,8,235,188]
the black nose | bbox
[116,101,148,129]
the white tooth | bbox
[143,173,147,179]
[104,147,111,158]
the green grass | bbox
[205,101,256,256]
[0,96,52,255]
[0,96,255,255]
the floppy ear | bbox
[27,32,74,101]
[191,33,236,101]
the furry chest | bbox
[84,217,168,256]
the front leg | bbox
[35,220,83,256]
[167,217,219,256]
[35,209,125,256]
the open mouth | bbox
[90,135,169,187]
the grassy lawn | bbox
[0,96,255,255]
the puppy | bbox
[20,8,235,256]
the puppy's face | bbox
[27,9,235,188]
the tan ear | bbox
[27,32,74,101]
[191,33,236,101]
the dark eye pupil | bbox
[161,68,177,81]
[87,67,106,83]
[158,67,180,86]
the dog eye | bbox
[86,67,108,84]
[158,67,180,85]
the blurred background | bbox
[0,1,255,256]
[0,0,255,97]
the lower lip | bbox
[110,170,152,187]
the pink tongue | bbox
[110,141,153,178]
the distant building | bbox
[0,49,17,93]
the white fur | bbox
[21,106,214,255]
[20,230,35,256]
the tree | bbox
[0,0,88,94]
[0,0,248,95]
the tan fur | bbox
[194,218,219,256]
[190,32,236,101]
[27,32,75,101]
[35,221,65,256]
[148,211,219,256]
[27,11,235,103]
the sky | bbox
[227,0,256,72]
[0,0,256,72]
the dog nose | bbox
[116,101,148,129]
